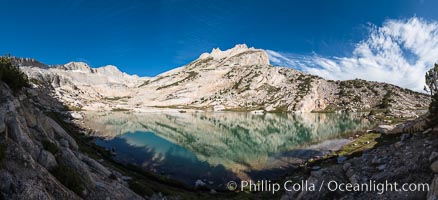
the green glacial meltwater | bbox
[82,111,373,187]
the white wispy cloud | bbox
[267,17,438,91]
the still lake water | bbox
[83,111,372,186]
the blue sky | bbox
[1,0,438,90]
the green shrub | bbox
[379,90,393,109]
[42,140,59,155]
[137,80,150,88]
[111,108,130,112]
[103,96,131,101]
[0,143,6,165]
[338,88,346,96]
[64,105,83,111]
[156,71,198,90]
[29,78,43,85]
[128,179,154,197]
[51,165,85,196]
[353,95,361,102]
[425,64,438,127]
[425,63,438,95]
[0,57,29,93]
[428,94,438,126]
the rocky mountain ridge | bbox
[19,44,429,116]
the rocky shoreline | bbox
[280,121,438,200]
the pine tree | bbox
[425,63,438,126]
[0,56,29,93]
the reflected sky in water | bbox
[84,111,372,186]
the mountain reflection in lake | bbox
[83,111,372,186]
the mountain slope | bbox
[19,44,429,115]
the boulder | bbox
[37,150,58,170]
[195,179,207,188]
[377,164,386,171]
[400,133,411,141]
[374,125,395,134]
[0,114,5,133]
[59,139,70,148]
[349,174,360,184]
[80,156,112,177]
[47,118,78,150]
[428,175,438,200]
[368,115,376,121]
[424,128,433,134]
[0,171,13,193]
[38,117,55,139]
[432,160,438,173]
[22,107,38,128]
[5,114,41,160]
[69,112,83,120]
[430,152,438,162]
[346,168,354,178]
[337,156,347,164]
[394,141,404,148]
[213,105,225,111]
[58,148,96,191]
[343,162,352,171]
[390,115,427,134]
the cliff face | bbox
[0,83,141,199]
[19,44,429,115]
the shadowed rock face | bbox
[10,57,49,69]
[0,83,142,199]
[19,44,429,114]
[83,111,373,182]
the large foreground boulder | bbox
[429,175,438,200]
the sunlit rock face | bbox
[21,61,148,110]
[20,44,429,113]
[82,111,372,182]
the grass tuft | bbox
[42,139,59,155]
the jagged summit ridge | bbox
[60,62,124,75]
[60,62,92,72]
[10,56,49,69]
[199,44,251,59]
[198,44,270,66]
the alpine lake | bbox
[82,111,373,188]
